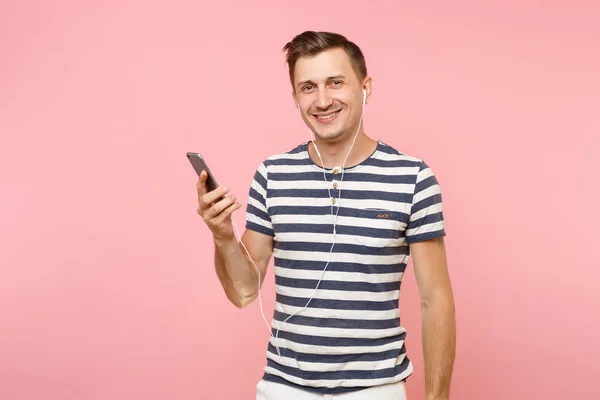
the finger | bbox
[197,171,208,199]
[204,194,237,220]
[202,185,230,207]
[212,200,243,226]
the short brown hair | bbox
[282,31,367,88]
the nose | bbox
[315,88,334,110]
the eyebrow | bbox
[296,75,346,89]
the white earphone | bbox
[268,87,367,349]
[234,87,368,357]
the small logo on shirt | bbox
[376,213,389,219]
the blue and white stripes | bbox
[245,140,445,394]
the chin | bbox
[310,121,343,140]
[316,124,354,141]
[313,129,344,142]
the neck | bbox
[309,132,378,169]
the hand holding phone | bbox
[187,152,242,241]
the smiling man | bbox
[196,31,456,399]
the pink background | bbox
[1,1,599,399]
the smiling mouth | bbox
[312,109,342,122]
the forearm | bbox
[421,295,456,400]
[213,236,259,308]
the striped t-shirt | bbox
[245,140,446,394]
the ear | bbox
[362,76,373,105]
[291,91,302,115]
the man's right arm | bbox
[196,169,274,309]
[213,229,273,309]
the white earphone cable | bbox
[230,90,367,357]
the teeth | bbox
[317,111,340,120]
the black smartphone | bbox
[186,152,224,202]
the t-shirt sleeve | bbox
[406,161,446,244]
[245,161,274,237]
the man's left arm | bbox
[410,236,456,400]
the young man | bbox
[197,31,456,400]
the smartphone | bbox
[186,152,224,202]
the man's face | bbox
[293,47,368,142]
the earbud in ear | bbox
[362,90,366,105]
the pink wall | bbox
[1,1,599,399]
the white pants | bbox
[256,379,408,400]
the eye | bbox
[302,85,314,92]
[330,80,342,86]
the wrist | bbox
[213,234,237,251]
[426,395,449,400]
